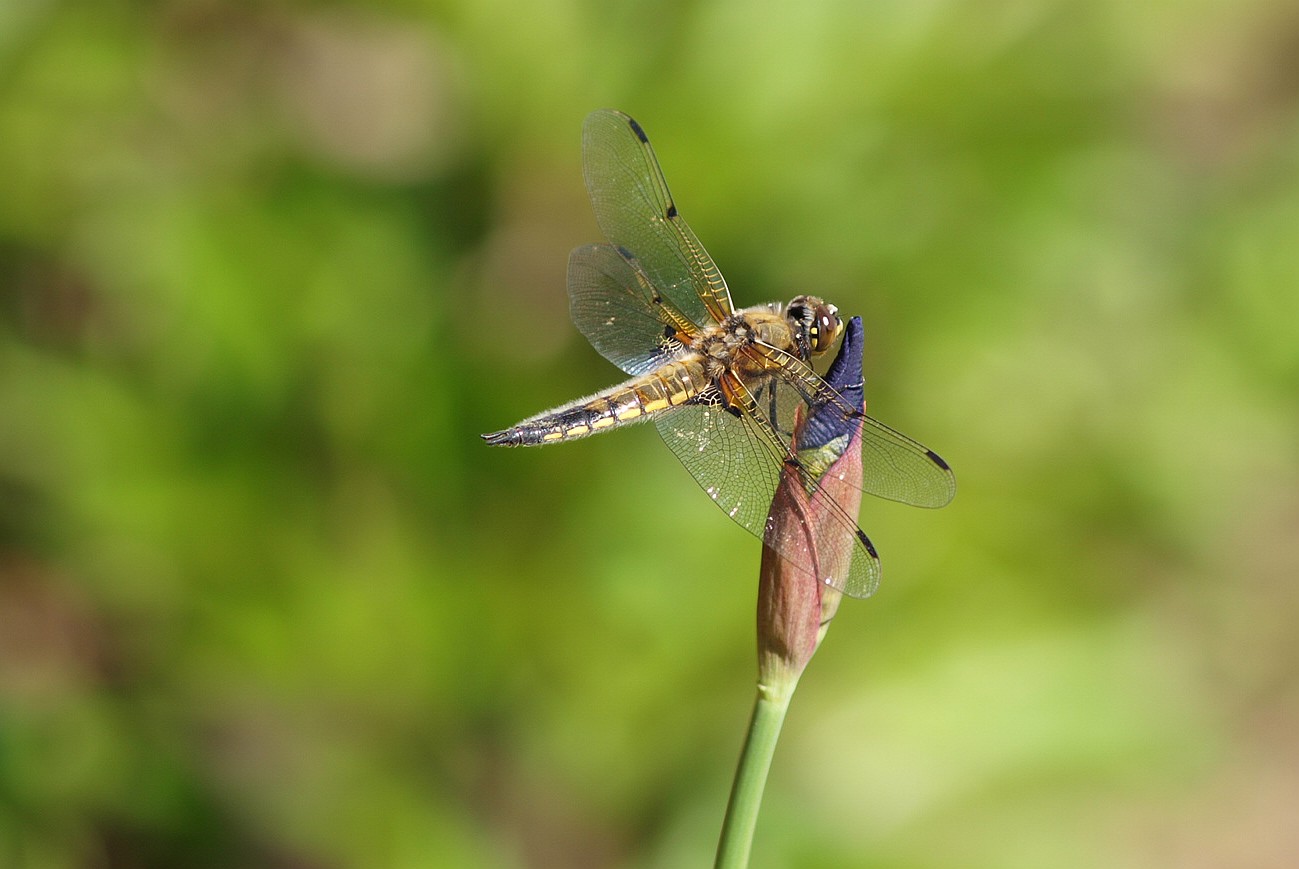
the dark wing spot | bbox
[663,325,677,340]
[628,117,649,143]
[665,203,678,219]
[691,387,723,407]
[926,449,951,471]
[856,529,879,558]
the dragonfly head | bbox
[786,295,843,358]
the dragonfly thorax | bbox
[698,310,788,357]
[693,296,843,381]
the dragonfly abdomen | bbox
[482,360,709,446]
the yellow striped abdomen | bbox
[482,360,708,446]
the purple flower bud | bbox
[758,318,865,686]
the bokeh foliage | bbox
[2,1,1298,867]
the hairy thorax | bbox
[695,309,796,380]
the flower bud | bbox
[757,317,865,691]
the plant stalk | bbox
[715,683,796,868]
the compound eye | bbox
[809,305,841,353]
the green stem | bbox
[715,683,795,868]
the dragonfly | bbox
[483,109,955,598]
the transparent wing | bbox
[568,243,699,376]
[582,109,734,327]
[737,371,884,599]
[655,400,783,545]
[749,340,956,509]
[858,416,957,508]
[655,384,883,599]
[654,317,954,598]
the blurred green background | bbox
[2,0,1297,866]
